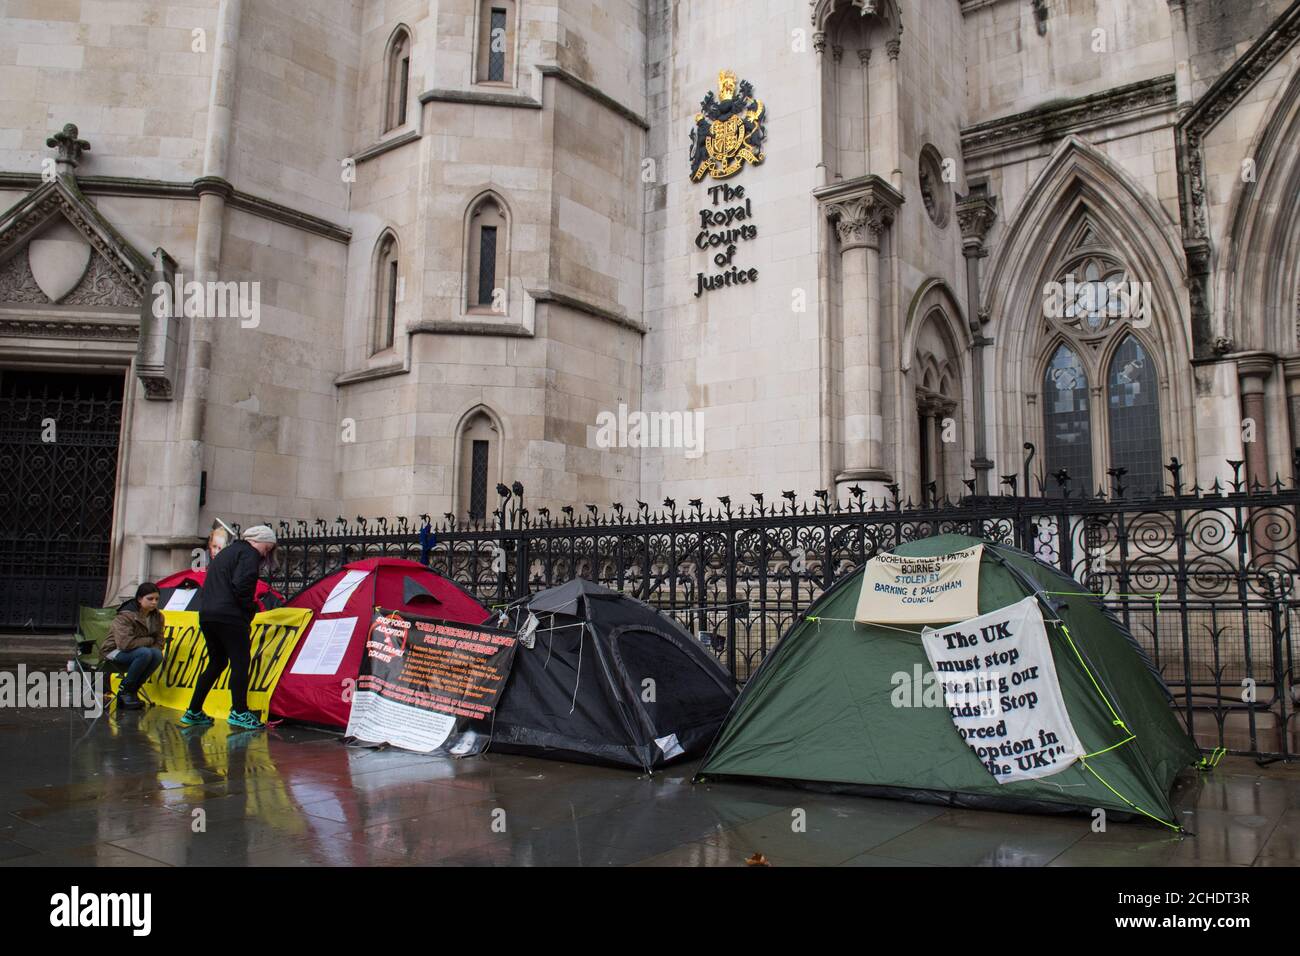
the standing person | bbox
[103,582,166,710]
[181,524,277,729]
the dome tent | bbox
[489,578,737,773]
[154,567,285,613]
[697,534,1200,828]
[270,558,489,728]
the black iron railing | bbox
[253,453,1298,759]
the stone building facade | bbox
[2,0,1299,619]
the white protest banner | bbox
[921,596,1085,783]
[855,544,983,624]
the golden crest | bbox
[690,69,766,182]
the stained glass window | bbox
[1043,344,1093,494]
[1107,336,1163,494]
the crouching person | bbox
[103,582,165,710]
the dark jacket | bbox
[199,540,262,625]
[100,605,164,656]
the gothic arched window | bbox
[384,27,412,132]
[457,408,501,521]
[912,307,963,502]
[476,1,516,86]
[1036,218,1165,496]
[465,195,507,314]
[372,231,399,354]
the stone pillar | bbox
[813,31,828,178]
[174,0,242,539]
[858,48,871,162]
[815,176,904,498]
[1166,0,1193,110]
[885,38,902,192]
[1286,357,1300,479]
[829,199,879,477]
[921,396,940,502]
[956,187,998,495]
[938,397,958,501]
[1237,353,1275,490]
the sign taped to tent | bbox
[921,596,1085,783]
[346,610,518,754]
[116,607,314,719]
[855,544,982,624]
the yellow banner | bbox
[114,607,313,719]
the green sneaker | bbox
[227,709,264,731]
[179,709,214,727]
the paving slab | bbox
[1,684,1297,867]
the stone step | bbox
[0,633,78,666]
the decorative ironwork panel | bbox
[0,371,123,629]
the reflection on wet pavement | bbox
[1,693,1298,867]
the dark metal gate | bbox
[0,371,124,630]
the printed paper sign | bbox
[855,544,983,624]
[163,589,196,611]
[346,610,518,754]
[289,617,357,676]
[921,596,1085,783]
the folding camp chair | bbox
[71,605,157,708]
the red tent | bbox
[270,558,490,728]
[154,568,285,614]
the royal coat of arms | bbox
[689,70,766,182]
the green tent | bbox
[697,534,1201,829]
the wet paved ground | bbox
[1,694,1298,867]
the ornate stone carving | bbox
[0,167,150,302]
[827,196,895,250]
[0,251,49,303]
[961,75,1175,160]
[814,175,904,251]
[0,245,141,309]
[62,251,140,307]
[45,123,90,172]
[0,191,65,264]
[139,375,173,399]
[0,318,137,341]
[1176,4,1300,243]
[956,192,998,246]
[810,0,903,38]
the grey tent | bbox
[490,579,737,772]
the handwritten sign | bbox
[855,544,983,624]
[921,596,1085,783]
